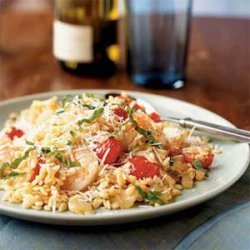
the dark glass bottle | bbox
[53,0,119,77]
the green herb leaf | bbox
[12,148,34,169]
[127,107,160,147]
[81,103,95,110]
[135,126,159,145]
[146,192,165,205]
[136,186,147,198]
[66,140,72,146]
[147,191,165,205]
[70,130,76,137]
[4,172,25,179]
[136,186,165,205]
[0,162,10,178]
[85,93,105,101]
[61,95,73,108]
[56,109,65,115]
[25,140,35,146]
[0,148,33,178]
[41,147,51,154]
[40,147,80,167]
[53,150,81,167]
[192,159,209,177]
[77,107,104,127]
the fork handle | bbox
[179,118,250,143]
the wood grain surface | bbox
[0,9,249,129]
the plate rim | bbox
[0,89,249,225]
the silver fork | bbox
[162,117,250,143]
[105,93,250,143]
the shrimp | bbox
[62,147,99,191]
[133,111,167,146]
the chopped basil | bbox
[127,107,160,147]
[60,95,73,108]
[41,147,51,154]
[81,103,95,110]
[136,186,165,205]
[77,107,104,127]
[192,159,209,177]
[4,172,25,179]
[53,150,81,167]
[12,148,34,169]
[0,148,33,178]
[66,140,72,146]
[146,192,165,205]
[70,131,75,136]
[0,162,10,178]
[135,126,159,145]
[85,93,105,101]
[41,147,80,167]
[56,109,65,115]
[136,186,147,198]
[25,140,35,146]
[70,130,76,137]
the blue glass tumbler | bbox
[126,0,192,89]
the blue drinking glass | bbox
[126,0,192,89]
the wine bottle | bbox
[53,0,119,77]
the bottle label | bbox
[53,20,93,62]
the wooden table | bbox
[0,7,250,250]
[0,10,249,130]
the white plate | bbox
[0,90,249,225]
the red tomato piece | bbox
[6,127,24,140]
[149,112,161,122]
[130,156,160,179]
[200,152,214,169]
[96,137,123,164]
[113,108,128,120]
[133,103,145,111]
[183,151,214,169]
[30,158,44,182]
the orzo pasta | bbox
[0,93,218,214]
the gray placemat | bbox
[175,202,250,250]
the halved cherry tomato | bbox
[96,137,123,164]
[149,112,161,122]
[133,103,142,110]
[30,158,45,182]
[183,151,214,169]
[129,156,160,179]
[132,102,146,111]
[113,108,128,120]
[6,127,24,140]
